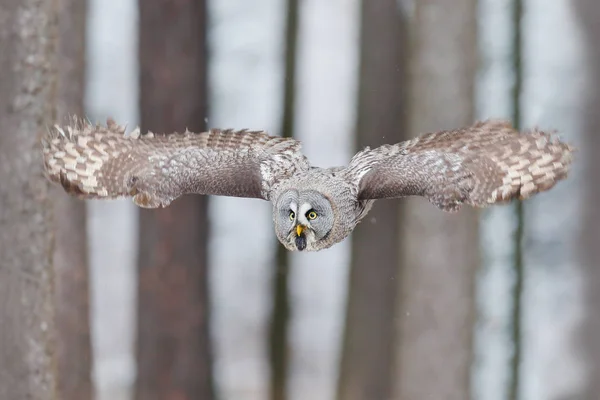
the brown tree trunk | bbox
[270,1,299,400]
[392,1,478,399]
[574,0,600,397]
[0,0,59,399]
[509,1,524,398]
[135,1,213,399]
[337,1,407,399]
[53,0,93,398]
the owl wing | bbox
[346,120,574,211]
[42,118,309,207]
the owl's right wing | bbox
[345,120,574,211]
[42,118,309,207]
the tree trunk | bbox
[53,0,93,398]
[509,2,524,399]
[574,0,600,397]
[0,0,59,399]
[392,1,478,399]
[135,1,213,399]
[337,1,407,399]
[270,1,299,399]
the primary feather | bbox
[42,117,309,207]
[348,120,574,211]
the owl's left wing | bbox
[42,118,309,207]
[346,120,574,211]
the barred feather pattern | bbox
[42,118,309,207]
[347,120,574,211]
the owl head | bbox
[272,174,362,251]
[273,189,336,251]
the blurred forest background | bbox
[0,0,597,399]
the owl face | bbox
[274,189,335,251]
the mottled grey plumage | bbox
[42,117,574,251]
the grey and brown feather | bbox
[42,117,574,251]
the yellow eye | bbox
[289,211,295,221]
[307,210,318,220]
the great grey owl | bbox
[42,117,573,252]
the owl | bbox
[42,117,573,252]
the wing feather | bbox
[42,117,309,207]
[347,120,574,211]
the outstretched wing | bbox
[346,120,574,211]
[42,118,309,207]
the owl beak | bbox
[295,225,307,251]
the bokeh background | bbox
[1,0,598,399]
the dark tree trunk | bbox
[337,1,407,399]
[574,0,600,397]
[509,0,524,398]
[135,1,213,399]
[53,0,93,398]
[392,1,478,399]
[0,0,59,398]
[270,1,299,399]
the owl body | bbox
[43,118,573,252]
